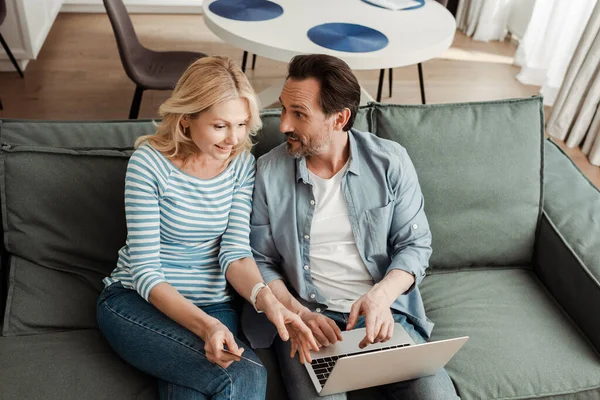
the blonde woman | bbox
[97,56,318,400]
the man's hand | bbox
[346,287,395,349]
[299,310,344,348]
[347,269,415,348]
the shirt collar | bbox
[295,129,361,183]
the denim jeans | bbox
[97,282,267,400]
[274,310,460,400]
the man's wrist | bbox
[370,282,397,307]
[373,269,415,305]
[296,306,313,319]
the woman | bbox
[97,56,318,400]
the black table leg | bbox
[389,68,393,97]
[376,69,384,103]
[418,63,426,105]
[241,51,248,73]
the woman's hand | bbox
[257,289,320,363]
[202,319,244,368]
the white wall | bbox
[61,0,203,13]
[0,0,62,71]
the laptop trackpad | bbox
[310,322,415,358]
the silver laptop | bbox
[304,323,468,396]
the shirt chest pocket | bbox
[363,201,394,255]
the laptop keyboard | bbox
[310,343,410,387]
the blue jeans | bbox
[274,310,460,400]
[97,282,267,400]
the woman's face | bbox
[181,97,250,161]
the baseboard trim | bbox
[61,3,203,14]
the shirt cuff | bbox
[386,254,427,294]
[134,271,168,301]
[258,264,285,285]
[219,250,254,275]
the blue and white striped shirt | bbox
[103,144,256,305]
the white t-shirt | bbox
[308,162,374,313]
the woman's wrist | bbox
[193,314,221,340]
[255,286,279,314]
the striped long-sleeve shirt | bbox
[103,143,256,305]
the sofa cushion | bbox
[541,140,600,283]
[536,140,600,354]
[2,256,101,335]
[0,120,156,334]
[0,119,155,148]
[0,145,133,335]
[0,329,157,400]
[421,268,600,400]
[374,97,544,270]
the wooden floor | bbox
[0,13,597,187]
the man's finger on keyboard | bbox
[359,335,371,349]
[375,321,389,342]
[365,313,377,344]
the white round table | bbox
[203,0,456,107]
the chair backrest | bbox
[0,0,6,26]
[102,0,145,82]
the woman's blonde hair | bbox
[136,56,262,163]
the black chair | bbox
[376,0,450,104]
[103,0,207,119]
[0,0,24,78]
[241,51,257,72]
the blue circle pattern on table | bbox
[307,23,389,53]
[209,0,284,22]
[361,0,425,11]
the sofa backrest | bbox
[0,121,153,335]
[0,97,543,335]
[374,99,543,268]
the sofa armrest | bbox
[535,140,600,352]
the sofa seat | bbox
[421,268,600,400]
[0,329,157,400]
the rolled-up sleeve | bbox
[218,153,256,275]
[386,147,432,292]
[250,158,284,284]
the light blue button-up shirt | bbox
[243,128,434,348]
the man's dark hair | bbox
[287,54,361,132]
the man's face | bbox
[279,78,336,158]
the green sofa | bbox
[1,96,599,400]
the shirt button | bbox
[303,265,309,270]
[310,200,315,205]
[412,224,418,229]
[316,308,322,313]
[304,235,310,240]
[310,293,316,299]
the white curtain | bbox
[515,0,597,106]
[546,0,600,167]
[456,0,513,42]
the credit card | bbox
[222,348,263,367]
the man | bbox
[244,54,459,400]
